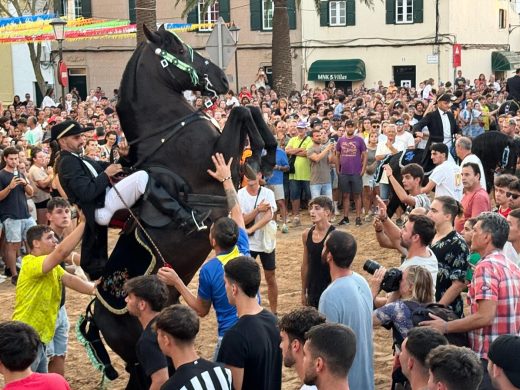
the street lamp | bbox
[49,18,67,107]
[229,22,240,93]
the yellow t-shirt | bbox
[287,136,313,181]
[12,254,65,344]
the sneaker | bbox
[11,275,18,286]
[334,207,341,216]
[338,217,350,226]
[292,217,301,227]
[281,224,289,234]
[4,268,12,277]
[355,217,362,226]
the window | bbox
[396,0,413,24]
[198,0,220,31]
[329,1,346,26]
[499,9,507,29]
[262,0,274,30]
[74,0,82,18]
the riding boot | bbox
[172,204,212,235]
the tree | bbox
[136,0,157,44]
[177,0,373,97]
[0,0,50,99]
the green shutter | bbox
[250,0,262,31]
[413,0,423,23]
[220,0,230,22]
[187,6,198,23]
[81,0,92,18]
[346,0,355,25]
[129,0,136,24]
[386,0,396,24]
[55,0,64,16]
[288,0,297,29]
[320,1,329,26]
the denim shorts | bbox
[3,217,36,243]
[47,305,70,357]
[31,343,48,373]
[289,180,311,201]
[310,183,333,200]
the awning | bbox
[308,59,366,81]
[492,51,520,72]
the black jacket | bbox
[412,109,460,145]
[58,151,111,278]
[506,75,520,101]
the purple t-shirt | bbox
[336,135,367,175]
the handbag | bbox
[288,137,308,174]
[262,220,277,253]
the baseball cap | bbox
[488,335,520,387]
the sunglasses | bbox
[507,192,520,200]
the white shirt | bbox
[396,131,415,150]
[237,186,277,252]
[422,84,432,99]
[461,153,487,191]
[400,249,439,292]
[438,108,453,149]
[503,242,520,266]
[429,159,463,201]
[375,140,405,184]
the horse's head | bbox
[143,24,229,98]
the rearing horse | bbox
[86,25,276,389]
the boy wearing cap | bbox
[488,335,520,390]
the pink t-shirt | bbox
[455,187,491,232]
[4,372,70,390]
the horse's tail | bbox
[76,299,119,385]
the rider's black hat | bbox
[436,93,456,103]
[51,120,88,141]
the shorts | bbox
[310,183,332,200]
[362,173,378,187]
[338,174,362,194]
[250,250,276,271]
[31,343,48,373]
[379,183,390,200]
[3,217,36,243]
[289,180,311,201]
[267,184,285,201]
[47,306,70,358]
[34,199,50,209]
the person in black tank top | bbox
[301,196,335,308]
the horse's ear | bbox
[143,24,160,44]
[158,24,166,32]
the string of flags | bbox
[0,13,215,44]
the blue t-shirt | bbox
[267,147,289,186]
[198,227,250,336]
[318,272,375,390]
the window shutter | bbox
[81,0,92,18]
[55,0,64,16]
[250,0,262,31]
[288,0,297,29]
[413,0,423,23]
[129,0,136,24]
[320,1,329,26]
[346,0,355,26]
[187,6,198,23]
[386,0,396,24]
[220,0,230,22]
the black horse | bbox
[86,25,276,389]
[379,131,520,217]
[498,99,520,116]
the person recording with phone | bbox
[0,147,35,284]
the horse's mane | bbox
[116,42,146,115]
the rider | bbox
[52,120,208,278]
[506,68,520,102]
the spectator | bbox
[399,328,448,390]
[279,307,326,390]
[462,218,482,283]
[157,153,248,359]
[336,120,367,226]
[319,230,374,390]
[27,147,53,225]
[507,179,520,211]
[455,137,486,191]
[217,256,282,390]
[375,123,403,202]
[237,170,278,314]
[422,143,463,201]
[504,209,520,265]
[0,147,35,283]
[0,321,70,389]
[427,196,469,318]
[301,323,356,390]
[384,163,431,212]
[426,345,483,390]
[307,129,335,200]
[266,142,290,233]
[124,275,172,389]
[286,121,312,226]
[494,174,516,217]
[421,212,520,390]
[155,305,232,390]
[301,196,335,307]
[395,118,415,150]
[487,335,520,390]
[454,163,491,233]
[362,131,379,221]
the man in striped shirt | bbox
[155,305,232,390]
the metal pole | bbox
[234,48,239,93]
[59,40,65,107]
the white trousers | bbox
[95,170,149,225]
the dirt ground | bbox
[0,214,400,389]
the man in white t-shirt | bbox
[422,143,463,201]
[237,171,278,313]
[395,119,415,151]
[455,136,486,191]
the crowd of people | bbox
[0,67,520,390]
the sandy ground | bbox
[0,214,399,389]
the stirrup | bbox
[192,210,208,231]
